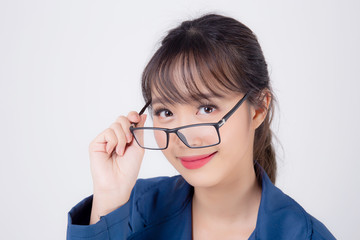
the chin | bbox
[167,152,223,188]
[184,174,222,189]
[177,166,223,189]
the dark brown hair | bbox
[141,13,277,183]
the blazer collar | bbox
[135,166,312,239]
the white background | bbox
[0,0,359,239]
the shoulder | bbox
[309,214,336,240]
[255,171,336,239]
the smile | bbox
[178,151,217,169]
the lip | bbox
[179,151,217,169]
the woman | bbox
[67,13,335,239]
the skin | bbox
[151,88,271,239]
[88,77,271,240]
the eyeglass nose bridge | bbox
[164,128,191,148]
[166,126,219,149]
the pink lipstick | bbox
[179,152,217,169]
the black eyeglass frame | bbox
[129,92,249,150]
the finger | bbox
[127,111,141,124]
[90,128,118,155]
[109,122,127,156]
[129,114,147,150]
[137,114,147,128]
[115,116,133,143]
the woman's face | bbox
[150,86,268,188]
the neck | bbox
[192,163,261,223]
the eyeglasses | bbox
[129,92,249,150]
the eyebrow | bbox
[151,93,224,105]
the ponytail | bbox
[254,93,277,184]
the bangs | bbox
[142,40,246,108]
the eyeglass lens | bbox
[132,125,219,150]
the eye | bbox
[198,105,217,115]
[154,108,173,118]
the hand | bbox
[89,111,147,202]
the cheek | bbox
[218,110,252,155]
[161,148,175,164]
[154,130,167,148]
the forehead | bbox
[149,55,236,106]
[151,91,221,106]
[150,82,228,107]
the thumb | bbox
[136,114,147,128]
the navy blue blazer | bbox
[67,170,335,239]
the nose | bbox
[167,113,204,148]
[176,131,203,148]
[169,131,189,148]
[177,131,189,146]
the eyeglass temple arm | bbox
[139,100,151,115]
[217,92,249,127]
[131,100,152,128]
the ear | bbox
[251,90,271,130]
